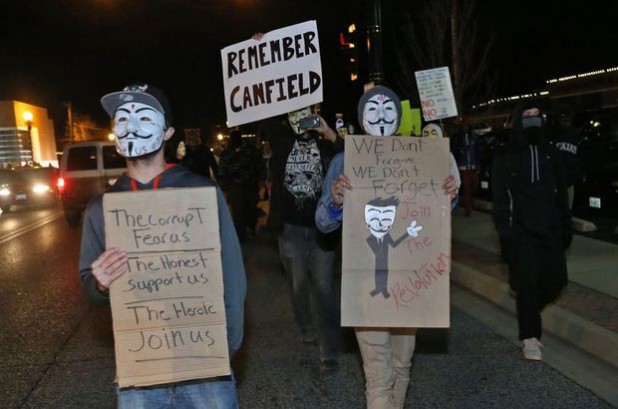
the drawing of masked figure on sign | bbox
[365,196,423,298]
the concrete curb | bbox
[472,199,598,233]
[451,260,618,369]
[572,216,598,232]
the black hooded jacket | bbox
[491,100,571,241]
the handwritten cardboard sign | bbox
[103,188,229,388]
[342,135,451,328]
[415,66,458,122]
[221,20,323,127]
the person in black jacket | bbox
[491,99,572,361]
[218,130,266,242]
[550,103,581,209]
[265,105,344,372]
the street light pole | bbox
[23,111,34,165]
[367,0,384,85]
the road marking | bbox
[0,210,64,245]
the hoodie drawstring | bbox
[529,145,540,183]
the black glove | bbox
[562,228,573,250]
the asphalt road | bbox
[0,208,612,408]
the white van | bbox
[58,141,126,227]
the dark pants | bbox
[507,236,567,340]
[277,223,340,362]
[227,182,259,242]
[459,169,479,214]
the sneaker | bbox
[320,359,339,373]
[522,337,543,360]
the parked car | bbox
[58,141,126,227]
[572,109,618,215]
[0,166,60,213]
[475,128,510,201]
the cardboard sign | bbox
[342,135,451,328]
[221,20,323,127]
[103,188,229,388]
[415,66,458,122]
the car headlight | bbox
[32,184,50,194]
[0,187,10,196]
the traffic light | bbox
[339,23,358,82]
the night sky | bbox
[1,0,616,136]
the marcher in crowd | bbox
[492,99,571,361]
[218,130,266,242]
[265,103,343,372]
[550,103,581,209]
[182,134,220,182]
[315,86,458,408]
[79,83,246,407]
[249,31,344,372]
[451,123,481,215]
[422,123,462,198]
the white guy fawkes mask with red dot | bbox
[362,93,399,137]
[112,102,166,157]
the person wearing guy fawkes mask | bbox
[491,100,571,361]
[265,104,344,372]
[78,84,246,407]
[315,85,458,409]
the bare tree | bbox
[395,0,497,114]
[71,112,108,142]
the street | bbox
[0,206,613,408]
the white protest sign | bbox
[221,20,323,127]
[103,187,229,388]
[342,135,451,328]
[415,66,458,121]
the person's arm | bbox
[491,152,512,236]
[217,151,229,190]
[313,114,337,143]
[314,114,344,153]
[216,186,247,357]
[315,153,346,233]
[79,197,128,305]
[552,147,573,248]
[491,151,515,262]
[207,150,219,182]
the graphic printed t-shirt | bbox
[283,136,323,226]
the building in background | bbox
[0,101,58,168]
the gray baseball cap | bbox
[101,83,173,124]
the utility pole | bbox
[367,0,384,85]
[450,0,461,112]
[66,102,74,143]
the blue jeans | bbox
[117,377,238,409]
[277,223,340,362]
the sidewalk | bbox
[450,207,618,402]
